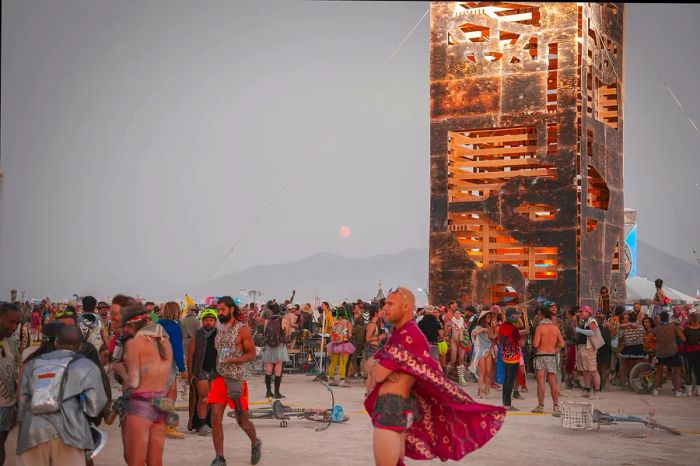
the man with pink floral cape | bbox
[365,288,505,466]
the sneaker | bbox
[581,390,591,398]
[675,390,687,398]
[265,391,274,399]
[693,386,699,397]
[251,439,262,465]
[197,425,212,436]
[329,379,339,387]
[165,425,185,439]
[552,404,560,414]
[685,386,693,396]
[211,456,226,466]
[651,388,659,396]
[505,405,519,412]
[338,379,350,387]
[531,405,544,413]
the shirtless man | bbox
[531,307,564,413]
[282,304,297,349]
[366,288,417,466]
[121,303,174,466]
[211,296,261,466]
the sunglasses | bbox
[387,287,411,302]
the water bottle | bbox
[331,404,344,423]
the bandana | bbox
[126,314,150,325]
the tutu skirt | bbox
[262,344,290,363]
[327,341,355,354]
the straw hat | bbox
[477,308,496,322]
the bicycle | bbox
[592,401,681,436]
[228,381,349,431]
[629,358,667,394]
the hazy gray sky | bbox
[1,1,699,300]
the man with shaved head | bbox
[364,288,504,466]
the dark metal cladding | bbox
[429,2,625,309]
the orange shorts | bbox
[208,377,249,411]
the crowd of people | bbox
[1,278,699,466]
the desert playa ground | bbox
[5,373,699,465]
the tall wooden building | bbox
[429,3,625,309]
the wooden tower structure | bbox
[429,2,625,309]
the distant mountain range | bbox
[196,240,700,304]
[197,248,430,303]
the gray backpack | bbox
[30,354,82,414]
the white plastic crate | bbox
[560,401,594,430]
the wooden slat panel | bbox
[452,145,537,157]
[451,168,555,180]
[448,182,504,190]
[449,132,537,145]
[450,158,540,169]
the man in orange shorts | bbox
[210,296,261,466]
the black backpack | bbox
[264,316,283,347]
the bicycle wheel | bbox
[629,362,654,394]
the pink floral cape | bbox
[364,320,505,462]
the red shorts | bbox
[208,377,249,411]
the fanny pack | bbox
[130,392,175,414]
[224,378,244,399]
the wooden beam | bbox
[451,168,555,180]
[449,132,537,145]
[451,145,538,157]
[450,157,540,169]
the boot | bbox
[165,425,185,439]
[274,375,285,399]
[457,365,467,385]
[264,374,273,398]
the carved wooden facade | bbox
[430,2,625,309]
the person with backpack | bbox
[262,303,289,399]
[327,307,355,387]
[16,325,107,466]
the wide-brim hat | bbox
[477,309,496,322]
